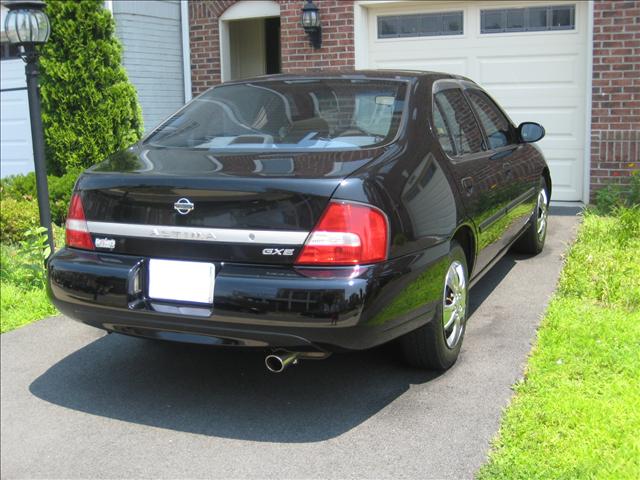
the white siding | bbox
[113,0,185,133]
[0,59,33,178]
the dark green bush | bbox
[40,0,143,175]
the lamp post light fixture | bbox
[301,0,321,49]
[3,0,54,253]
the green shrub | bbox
[0,172,36,199]
[52,223,66,249]
[595,184,623,214]
[40,0,143,175]
[0,228,57,333]
[48,169,81,223]
[0,198,41,244]
[595,170,640,214]
[0,169,80,224]
[0,227,51,290]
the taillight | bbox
[295,201,388,266]
[65,193,94,250]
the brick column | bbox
[590,0,640,199]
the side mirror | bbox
[518,122,545,143]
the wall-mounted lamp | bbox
[301,0,321,49]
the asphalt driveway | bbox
[1,208,580,479]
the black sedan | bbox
[48,71,550,373]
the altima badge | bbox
[174,198,194,215]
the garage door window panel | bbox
[420,15,441,36]
[434,90,484,157]
[466,90,515,150]
[528,8,549,31]
[551,6,574,28]
[506,10,525,31]
[480,5,575,34]
[377,11,463,39]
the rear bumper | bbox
[48,247,444,351]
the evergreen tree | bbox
[39,0,143,175]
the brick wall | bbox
[590,0,640,198]
[188,0,355,96]
[188,1,235,95]
[279,0,354,73]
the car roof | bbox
[223,69,474,84]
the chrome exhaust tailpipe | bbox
[265,351,300,373]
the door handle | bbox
[461,177,473,195]
[503,162,513,177]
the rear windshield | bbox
[144,79,407,151]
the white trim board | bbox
[181,0,192,102]
[582,0,594,204]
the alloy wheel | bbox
[442,260,467,349]
[536,188,549,242]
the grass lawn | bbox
[0,237,58,334]
[0,281,57,333]
[478,206,640,479]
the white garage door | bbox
[360,0,588,201]
[0,58,34,178]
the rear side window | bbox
[466,89,515,150]
[434,89,484,156]
[432,104,455,155]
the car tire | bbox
[512,177,549,255]
[399,242,469,371]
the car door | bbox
[462,85,538,250]
[432,82,511,275]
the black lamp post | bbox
[4,0,54,253]
[301,0,321,49]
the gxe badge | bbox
[262,248,295,256]
[174,198,194,215]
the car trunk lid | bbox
[74,146,377,264]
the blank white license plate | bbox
[148,259,215,304]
